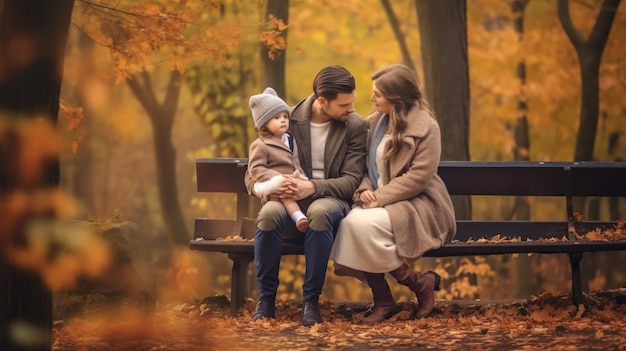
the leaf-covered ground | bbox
[53,289,626,350]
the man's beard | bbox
[322,106,348,122]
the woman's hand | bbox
[360,190,379,208]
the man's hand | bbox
[268,175,297,201]
[291,177,316,200]
[268,174,316,201]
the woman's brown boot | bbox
[362,272,399,324]
[389,264,441,318]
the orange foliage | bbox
[59,99,85,153]
[71,1,286,83]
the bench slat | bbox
[192,218,620,245]
[437,161,626,197]
[190,240,302,255]
[189,239,626,256]
[424,241,626,256]
[197,159,626,197]
[196,158,247,193]
[455,220,619,241]
[570,165,626,197]
[438,162,567,196]
[193,218,237,240]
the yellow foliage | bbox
[447,276,480,300]
[456,256,496,277]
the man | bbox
[246,66,368,326]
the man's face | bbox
[320,91,356,122]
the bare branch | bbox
[78,0,192,25]
[557,0,585,50]
[380,0,416,73]
[588,0,622,52]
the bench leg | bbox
[568,252,584,307]
[227,253,253,316]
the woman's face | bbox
[370,81,391,114]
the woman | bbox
[330,64,456,323]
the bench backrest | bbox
[196,158,255,238]
[195,158,626,240]
[437,161,626,197]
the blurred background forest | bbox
[53,0,626,306]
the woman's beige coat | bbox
[354,105,457,261]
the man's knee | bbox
[257,201,287,231]
[307,199,343,231]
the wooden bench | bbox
[190,158,626,315]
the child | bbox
[248,87,308,232]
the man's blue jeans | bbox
[254,198,345,300]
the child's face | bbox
[264,111,289,136]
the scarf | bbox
[368,114,389,190]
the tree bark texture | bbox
[415,0,471,220]
[0,1,75,350]
[511,0,533,298]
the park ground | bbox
[52,288,626,350]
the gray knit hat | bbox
[249,87,290,129]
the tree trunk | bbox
[511,0,533,299]
[0,1,74,350]
[511,0,531,221]
[415,0,472,299]
[608,131,622,220]
[71,31,97,215]
[415,0,471,220]
[261,0,289,98]
[126,70,190,246]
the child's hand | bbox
[269,175,297,200]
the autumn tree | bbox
[558,0,621,162]
[69,1,285,246]
[70,1,228,246]
[0,1,75,350]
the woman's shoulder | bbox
[364,112,383,127]
[346,112,368,127]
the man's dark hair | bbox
[312,66,355,101]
